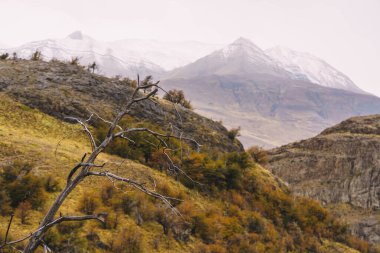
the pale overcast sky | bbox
[1,0,379,96]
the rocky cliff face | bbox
[267,115,380,243]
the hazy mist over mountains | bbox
[0,31,365,93]
[0,31,222,78]
[2,1,380,251]
[2,31,379,147]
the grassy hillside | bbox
[0,91,365,253]
[0,59,242,153]
[0,59,369,252]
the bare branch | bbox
[87,171,181,216]
[41,240,51,253]
[43,213,107,229]
[132,88,158,103]
[118,134,136,144]
[66,153,87,184]
[115,127,201,150]
[65,116,97,151]
[88,110,123,131]
[2,214,14,247]
[0,214,106,250]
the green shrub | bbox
[16,201,32,224]
[6,174,47,209]
[43,175,61,192]
[31,50,42,61]
[0,53,9,60]
[227,127,241,140]
[45,222,88,252]
[78,193,101,215]
[111,228,143,253]
[163,89,192,109]
[2,160,33,183]
[0,188,12,215]
[70,56,80,65]
[247,146,268,165]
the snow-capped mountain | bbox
[2,31,164,77]
[266,46,364,93]
[167,37,290,79]
[1,31,222,78]
[162,37,380,148]
[2,32,366,96]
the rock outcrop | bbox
[267,115,380,243]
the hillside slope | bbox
[267,115,380,244]
[0,59,242,153]
[0,91,359,253]
[0,59,367,252]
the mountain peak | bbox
[222,37,264,57]
[67,31,84,40]
[219,37,277,68]
[233,36,253,44]
[229,37,262,51]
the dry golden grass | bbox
[0,93,361,252]
[0,93,202,252]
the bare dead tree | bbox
[88,61,97,73]
[0,77,200,253]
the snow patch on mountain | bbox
[266,46,364,93]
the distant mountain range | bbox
[0,32,365,93]
[0,31,221,78]
[1,32,379,147]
